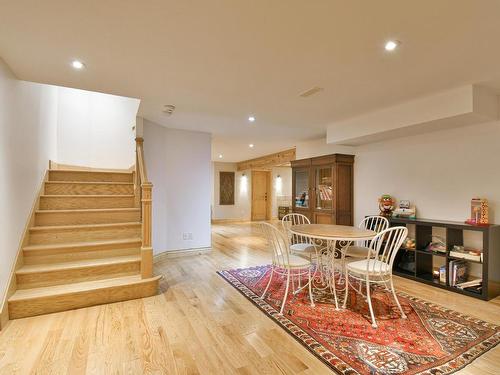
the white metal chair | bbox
[281,213,315,257]
[342,226,408,328]
[345,216,389,259]
[260,222,315,315]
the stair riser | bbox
[49,171,133,183]
[24,247,140,265]
[29,225,141,245]
[39,196,135,210]
[45,183,134,195]
[16,261,141,289]
[8,278,159,319]
[35,210,140,226]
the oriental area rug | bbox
[217,265,500,374]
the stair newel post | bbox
[134,138,143,211]
[141,182,153,278]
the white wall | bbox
[297,122,500,226]
[144,120,211,254]
[56,87,140,169]
[0,58,58,304]
[296,138,355,160]
[354,121,500,225]
[211,162,292,221]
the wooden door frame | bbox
[251,170,272,221]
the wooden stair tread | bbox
[30,222,141,232]
[40,194,135,198]
[45,181,134,185]
[23,237,141,252]
[36,208,140,214]
[49,169,132,175]
[9,275,161,302]
[17,255,141,274]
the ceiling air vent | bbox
[163,104,176,115]
[299,86,324,98]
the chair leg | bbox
[261,267,274,299]
[342,271,350,309]
[389,277,407,319]
[308,268,315,307]
[279,270,291,315]
[366,277,377,328]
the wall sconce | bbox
[240,173,248,194]
[275,174,282,194]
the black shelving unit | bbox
[388,217,500,300]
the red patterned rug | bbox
[217,265,500,374]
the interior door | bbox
[251,171,270,221]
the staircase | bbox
[8,166,160,319]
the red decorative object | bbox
[379,194,395,217]
[465,198,489,226]
[218,265,500,374]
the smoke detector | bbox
[299,86,324,98]
[163,104,176,115]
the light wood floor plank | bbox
[0,221,499,374]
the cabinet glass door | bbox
[294,169,310,208]
[315,166,333,210]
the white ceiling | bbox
[1,1,500,162]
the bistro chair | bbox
[342,226,408,328]
[260,222,315,315]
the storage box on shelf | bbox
[388,217,500,300]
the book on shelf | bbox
[456,278,482,289]
[448,260,467,287]
[449,245,482,262]
[439,265,446,284]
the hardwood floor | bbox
[0,221,499,374]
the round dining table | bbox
[289,224,376,310]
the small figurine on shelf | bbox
[465,198,489,225]
[392,199,417,219]
[403,237,416,250]
[378,194,395,217]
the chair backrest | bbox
[281,213,311,245]
[261,222,291,268]
[358,215,389,247]
[367,226,408,274]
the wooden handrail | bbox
[135,137,153,279]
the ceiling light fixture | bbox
[248,116,256,122]
[384,40,400,51]
[71,60,85,69]
[218,154,223,159]
[249,143,254,148]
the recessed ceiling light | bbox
[384,40,400,51]
[248,116,256,122]
[218,154,223,159]
[71,60,85,69]
[249,143,254,148]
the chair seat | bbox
[345,245,370,258]
[290,243,315,253]
[275,254,311,269]
[346,259,391,275]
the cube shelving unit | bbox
[388,217,500,300]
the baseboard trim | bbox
[0,170,48,331]
[211,218,249,224]
[154,247,212,261]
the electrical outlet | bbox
[182,232,193,241]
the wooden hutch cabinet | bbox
[291,154,354,225]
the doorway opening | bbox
[251,170,271,221]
